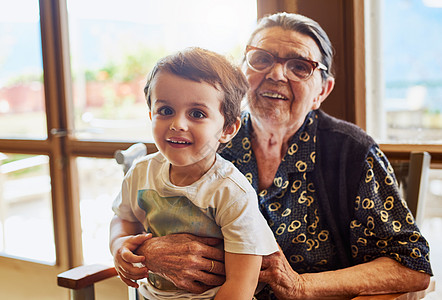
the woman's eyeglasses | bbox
[245,45,327,81]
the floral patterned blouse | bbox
[220,110,432,276]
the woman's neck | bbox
[250,115,303,191]
[250,115,302,156]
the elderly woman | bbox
[134,13,432,299]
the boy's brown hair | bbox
[144,47,249,130]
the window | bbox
[0,153,55,263]
[66,0,258,265]
[0,1,257,298]
[0,0,46,139]
[365,0,442,294]
[67,0,257,142]
[0,0,56,264]
[366,0,442,144]
[77,157,123,264]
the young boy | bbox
[110,47,278,299]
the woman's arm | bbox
[260,252,430,300]
[135,233,226,293]
[215,253,261,300]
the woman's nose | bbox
[265,62,288,82]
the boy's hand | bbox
[112,233,152,288]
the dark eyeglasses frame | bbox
[245,45,328,80]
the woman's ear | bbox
[312,76,335,110]
[219,117,241,143]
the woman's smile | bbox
[259,90,289,101]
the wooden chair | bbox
[390,151,431,227]
[114,143,147,175]
[57,149,434,299]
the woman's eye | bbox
[189,110,206,119]
[251,52,272,68]
[157,106,174,116]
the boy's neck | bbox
[169,155,217,186]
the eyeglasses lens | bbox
[285,60,312,80]
[247,49,313,80]
[247,50,273,71]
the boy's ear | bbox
[219,117,241,143]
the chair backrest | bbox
[391,151,431,227]
[114,143,147,174]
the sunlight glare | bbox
[0,0,40,23]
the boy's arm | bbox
[215,252,261,300]
[109,214,145,244]
[109,215,151,288]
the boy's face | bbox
[149,71,233,171]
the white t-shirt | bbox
[113,152,278,256]
[113,152,278,299]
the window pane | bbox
[366,0,442,143]
[0,1,46,139]
[0,153,55,263]
[67,0,257,141]
[77,157,124,264]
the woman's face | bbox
[244,26,333,130]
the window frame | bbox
[0,0,156,270]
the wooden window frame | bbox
[0,0,159,271]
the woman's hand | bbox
[135,233,226,294]
[260,254,431,299]
[259,250,305,300]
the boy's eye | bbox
[189,110,206,119]
[157,106,174,116]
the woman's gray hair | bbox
[247,12,335,81]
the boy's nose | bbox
[265,62,288,83]
[169,115,188,131]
